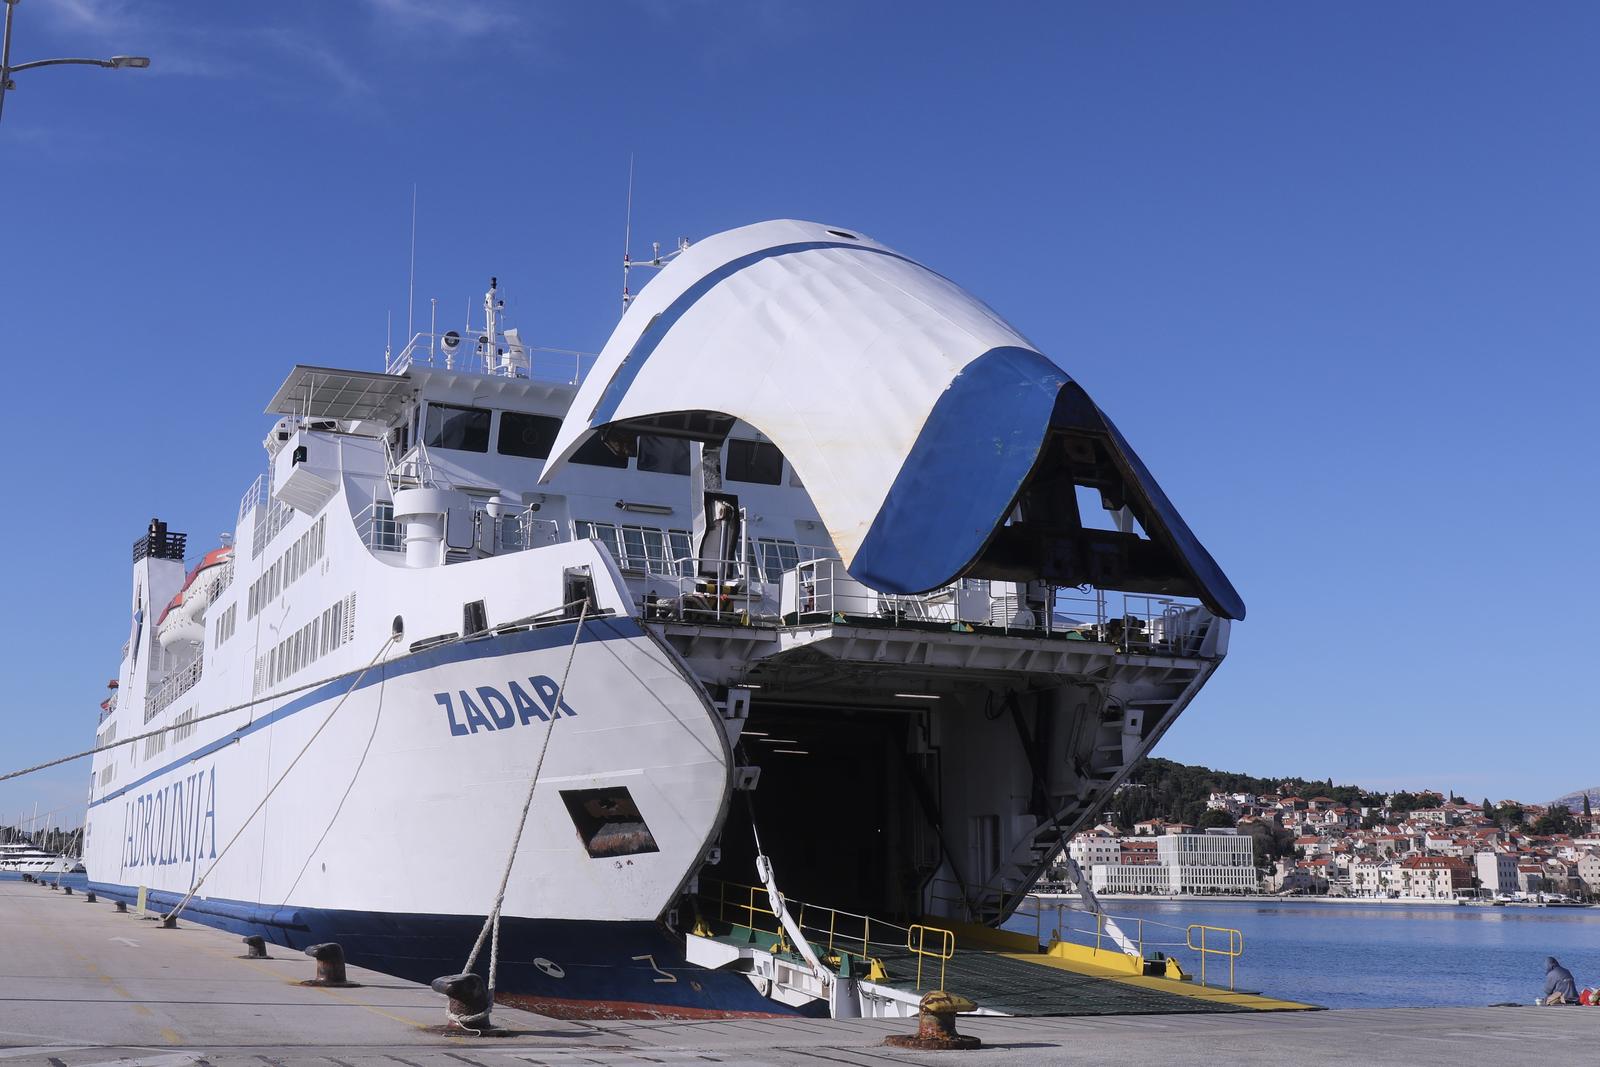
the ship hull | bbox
[84,880,794,1019]
[85,617,753,1018]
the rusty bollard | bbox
[85,890,97,903]
[242,935,271,959]
[883,990,981,1051]
[431,972,493,1031]
[302,943,358,987]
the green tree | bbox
[1532,806,1576,836]
[1197,808,1236,830]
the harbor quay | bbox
[5,878,1599,1066]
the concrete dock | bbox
[3,878,1597,1066]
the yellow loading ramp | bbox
[691,880,1316,1017]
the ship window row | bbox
[95,722,117,749]
[575,522,693,576]
[172,707,198,744]
[97,762,117,788]
[571,522,801,583]
[247,516,328,621]
[214,604,237,648]
[144,728,167,760]
[419,402,790,484]
[254,593,355,695]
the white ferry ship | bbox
[84,219,1243,1020]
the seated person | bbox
[1543,956,1578,1004]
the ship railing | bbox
[252,496,295,560]
[645,544,841,625]
[354,499,404,553]
[144,656,203,722]
[238,472,268,523]
[695,876,957,992]
[386,329,598,385]
[1009,898,1245,991]
[354,495,563,560]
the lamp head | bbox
[108,56,151,69]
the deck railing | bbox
[385,329,597,384]
[697,877,956,992]
[1011,898,1246,990]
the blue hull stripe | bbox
[90,617,642,809]
[86,879,800,1018]
[589,240,915,429]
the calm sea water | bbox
[1004,898,1600,1008]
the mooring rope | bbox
[456,599,591,1025]
[158,633,398,924]
[0,603,601,788]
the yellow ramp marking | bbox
[995,951,1317,1012]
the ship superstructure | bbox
[84,220,1243,1020]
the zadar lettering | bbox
[122,765,217,873]
[435,677,578,737]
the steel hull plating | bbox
[84,618,748,1018]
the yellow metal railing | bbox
[1186,924,1243,990]
[906,924,955,992]
[697,877,954,991]
[1010,898,1245,990]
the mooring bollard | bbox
[242,935,271,959]
[431,972,493,1031]
[114,900,127,913]
[85,890,97,903]
[160,915,176,929]
[63,885,73,895]
[303,943,356,986]
[883,990,981,1051]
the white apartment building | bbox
[1579,853,1600,894]
[1090,833,1258,895]
[1475,852,1518,896]
[1068,833,1122,868]
[1158,832,1254,867]
[1351,860,1401,897]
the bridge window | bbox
[755,538,800,583]
[572,434,629,468]
[560,786,659,859]
[498,411,561,459]
[424,404,490,453]
[727,439,782,485]
[637,435,691,476]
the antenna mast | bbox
[621,154,635,313]
[619,155,691,314]
[406,184,418,342]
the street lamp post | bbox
[0,0,150,124]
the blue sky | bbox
[2,1,1596,827]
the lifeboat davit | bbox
[155,545,233,652]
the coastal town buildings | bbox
[1067,787,1600,900]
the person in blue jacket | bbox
[1542,957,1577,1004]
